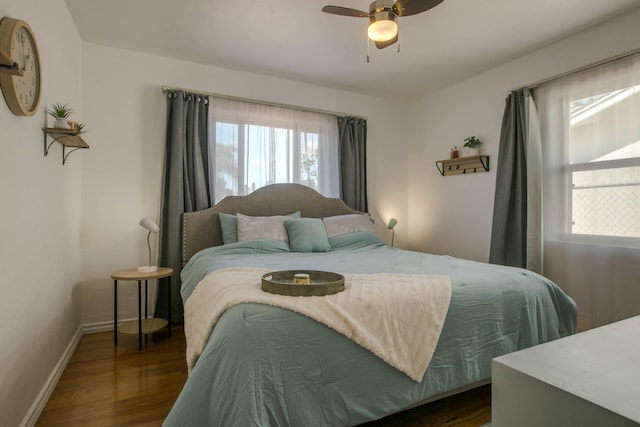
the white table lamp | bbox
[387,218,397,247]
[138,216,160,272]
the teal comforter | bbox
[165,232,576,426]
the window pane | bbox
[569,85,640,164]
[300,132,318,189]
[572,166,640,238]
[214,122,239,201]
[209,97,341,204]
[244,125,294,191]
[568,83,640,240]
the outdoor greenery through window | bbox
[209,97,340,204]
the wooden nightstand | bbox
[112,267,173,350]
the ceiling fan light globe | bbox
[368,12,397,42]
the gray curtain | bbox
[156,90,211,322]
[337,116,368,211]
[489,89,529,268]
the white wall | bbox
[4,4,639,423]
[407,9,640,328]
[0,1,83,426]
[79,44,408,324]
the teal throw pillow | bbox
[219,212,239,245]
[284,218,331,253]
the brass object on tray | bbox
[293,273,310,285]
[262,270,345,297]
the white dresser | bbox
[492,315,640,427]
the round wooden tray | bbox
[261,270,345,297]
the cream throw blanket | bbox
[185,267,452,382]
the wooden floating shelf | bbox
[436,155,489,176]
[43,128,90,165]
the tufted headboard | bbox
[181,183,362,264]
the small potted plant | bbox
[463,136,481,156]
[47,102,73,129]
[76,122,88,135]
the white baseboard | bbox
[20,325,83,427]
[20,318,140,427]
[82,319,116,334]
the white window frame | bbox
[564,157,640,247]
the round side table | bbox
[111,267,173,350]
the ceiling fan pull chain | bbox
[366,34,371,63]
[397,43,400,53]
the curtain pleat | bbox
[156,90,211,322]
[489,89,529,268]
[525,93,543,273]
[337,117,368,212]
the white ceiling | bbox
[65,0,640,100]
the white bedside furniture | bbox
[493,315,640,427]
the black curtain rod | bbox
[161,86,367,120]
[513,47,640,92]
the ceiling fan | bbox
[322,0,444,49]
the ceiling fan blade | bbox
[393,0,444,17]
[321,5,370,17]
[375,33,398,49]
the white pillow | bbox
[237,213,291,242]
[323,214,375,238]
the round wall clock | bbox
[0,17,41,117]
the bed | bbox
[164,183,577,426]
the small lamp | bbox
[387,218,397,247]
[138,216,160,273]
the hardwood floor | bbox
[36,326,491,426]
[37,329,187,426]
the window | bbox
[568,86,640,239]
[209,98,339,204]
[537,54,640,246]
